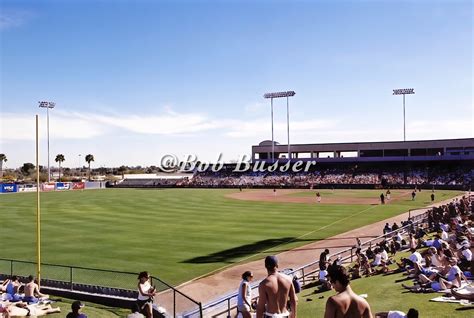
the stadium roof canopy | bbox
[252,138,474,162]
[259,140,280,146]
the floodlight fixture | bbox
[38,101,56,108]
[392,88,415,142]
[38,101,56,182]
[393,88,415,95]
[263,91,296,161]
[264,91,296,99]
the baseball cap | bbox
[72,301,84,311]
[265,255,278,269]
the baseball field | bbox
[0,188,462,287]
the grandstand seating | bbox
[113,163,474,189]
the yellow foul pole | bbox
[36,115,41,285]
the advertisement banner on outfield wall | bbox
[0,183,18,193]
[56,182,71,190]
[42,183,55,191]
[72,182,85,190]
[85,181,103,189]
[18,184,37,192]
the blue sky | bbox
[0,0,472,168]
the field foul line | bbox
[176,205,378,288]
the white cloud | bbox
[0,10,34,31]
[409,120,474,137]
[1,110,471,149]
[0,113,106,141]
[90,113,221,135]
[223,118,339,138]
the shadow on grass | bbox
[456,307,474,311]
[182,237,312,264]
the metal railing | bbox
[0,259,202,317]
[188,208,430,317]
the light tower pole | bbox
[264,91,296,161]
[38,101,55,182]
[392,88,415,141]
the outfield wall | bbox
[0,181,103,193]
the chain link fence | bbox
[0,259,202,317]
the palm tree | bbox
[55,154,65,182]
[0,154,7,178]
[85,154,95,181]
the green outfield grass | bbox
[0,189,462,286]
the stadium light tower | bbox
[264,91,296,161]
[392,88,415,142]
[38,101,56,182]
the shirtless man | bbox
[257,255,297,318]
[23,275,47,304]
[324,265,373,318]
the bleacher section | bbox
[112,163,474,190]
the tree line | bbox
[0,153,95,182]
[0,153,170,182]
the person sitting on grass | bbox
[389,238,401,256]
[401,277,452,293]
[431,235,444,249]
[324,264,373,318]
[1,276,11,292]
[430,247,446,269]
[397,248,422,271]
[23,275,48,304]
[3,302,61,317]
[375,308,418,318]
[371,248,389,274]
[355,248,372,277]
[5,276,23,302]
[66,300,87,318]
[458,245,472,271]
[403,257,468,292]
[318,268,332,292]
[371,248,382,268]
[349,263,361,280]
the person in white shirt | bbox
[408,249,423,265]
[440,229,449,241]
[318,269,332,291]
[395,232,403,243]
[137,271,156,318]
[237,271,254,318]
[372,249,382,267]
[380,248,388,260]
[398,248,423,271]
[445,258,464,287]
[460,245,473,271]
